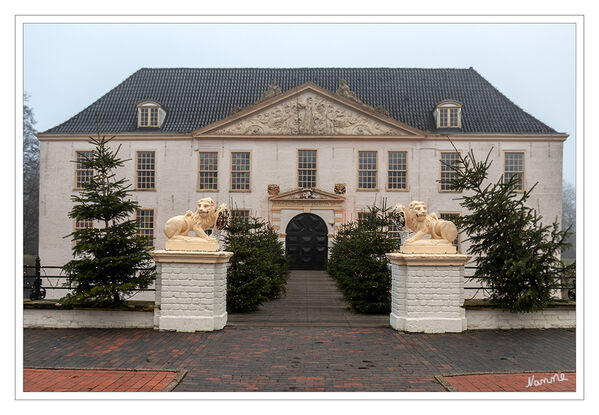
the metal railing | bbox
[23,256,155,301]
[463,265,576,301]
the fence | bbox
[23,256,155,301]
[463,265,576,301]
[25,257,575,302]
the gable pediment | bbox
[269,188,345,202]
[193,83,425,137]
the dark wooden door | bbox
[285,213,328,270]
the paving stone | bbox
[22,271,576,392]
[23,326,575,392]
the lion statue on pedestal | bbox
[392,201,458,254]
[164,198,228,251]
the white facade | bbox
[37,80,566,298]
[39,136,564,265]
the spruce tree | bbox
[327,204,400,314]
[443,145,574,312]
[224,216,289,312]
[61,136,155,305]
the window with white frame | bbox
[198,152,218,191]
[136,208,155,247]
[75,151,94,189]
[386,214,401,240]
[136,151,155,190]
[504,152,525,191]
[75,218,94,230]
[440,151,461,192]
[231,152,250,191]
[298,150,317,188]
[137,101,164,128]
[357,211,372,222]
[231,209,250,223]
[73,218,94,246]
[387,151,408,190]
[436,101,462,128]
[358,151,377,190]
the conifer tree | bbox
[61,136,155,305]
[327,204,400,314]
[224,216,289,312]
[443,145,574,312]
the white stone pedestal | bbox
[151,250,233,332]
[386,253,470,333]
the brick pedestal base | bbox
[386,253,470,333]
[151,250,233,332]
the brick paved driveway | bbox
[24,327,575,392]
[24,368,180,392]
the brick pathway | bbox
[228,271,389,327]
[23,327,575,392]
[440,372,576,392]
[24,368,179,392]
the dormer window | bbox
[137,101,165,128]
[435,101,462,129]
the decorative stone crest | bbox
[164,198,229,251]
[299,189,316,199]
[257,78,283,103]
[334,183,346,195]
[213,91,405,136]
[336,79,362,104]
[267,184,280,195]
[374,105,390,116]
[392,201,458,254]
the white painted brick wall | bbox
[392,265,465,318]
[156,261,228,332]
[466,308,576,329]
[24,309,154,328]
[390,261,467,333]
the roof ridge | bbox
[137,67,475,71]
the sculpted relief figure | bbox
[212,92,403,136]
[393,201,459,254]
[164,198,228,251]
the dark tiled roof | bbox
[43,68,559,135]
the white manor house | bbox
[37,68,567,272]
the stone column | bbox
[151,250,233,332]
[386,253,470,333]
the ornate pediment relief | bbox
[199,86,421,137]
[269,188,345,202]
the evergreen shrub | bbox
[224,216,289,312]
[327,205,400,314]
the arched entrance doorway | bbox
[285,213,328,270]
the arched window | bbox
[137,101,166,128]
[435,100,462,129]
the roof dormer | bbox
[434,100,462,129]
[137,100,166,129]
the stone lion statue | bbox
[393,201,458,253]
[164,198,228,251]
